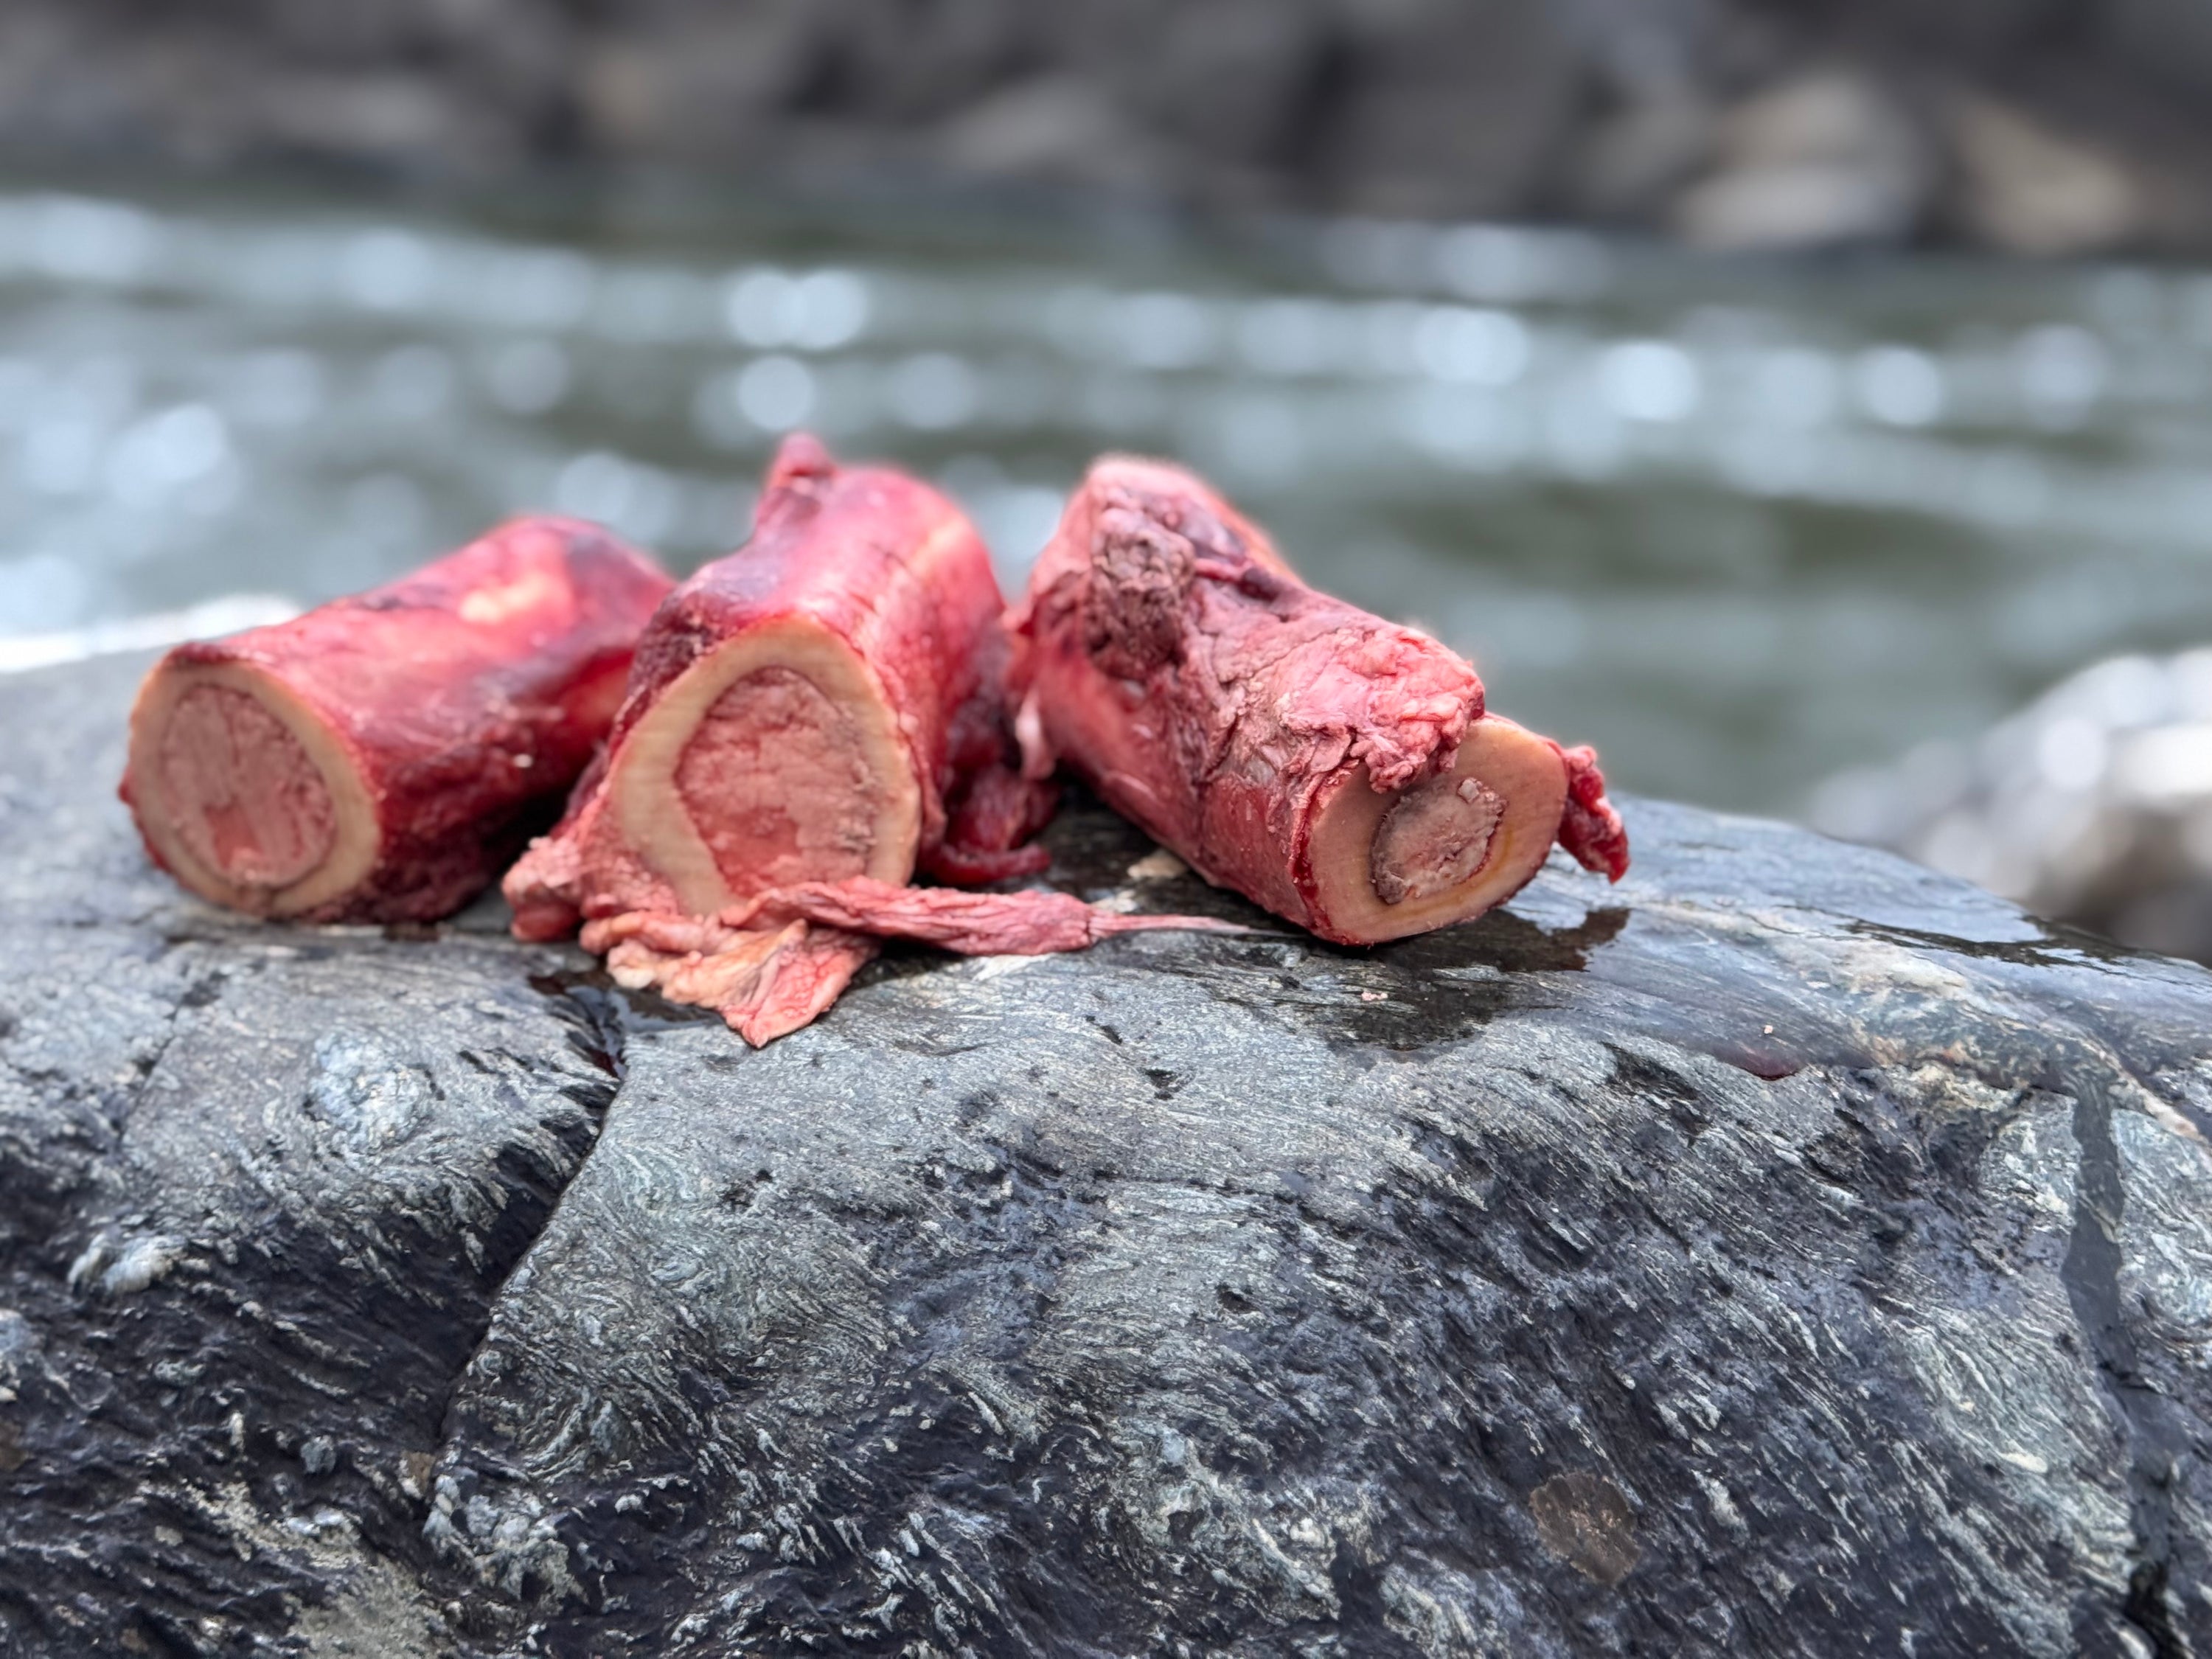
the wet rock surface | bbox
[4,650,2211,1657]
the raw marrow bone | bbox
[506,436,1222,1046]
[603,612,924,920]
[121,519,672,922]
[1009,456,1629,946]
[504,436,1051,943]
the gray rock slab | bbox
[2,652,2209,1658]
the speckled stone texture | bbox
[2,650,2209,1658]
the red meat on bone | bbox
[120,518,672,922]
[1009,456,1628,947]
[504,435,1229,1046]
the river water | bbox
[3,175,2211,818]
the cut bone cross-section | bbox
[1008,456,1629,946]
[504,435,1053,942]
[122,518,673,922]
[504,434,1225,1046]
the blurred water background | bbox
[4,174,2211,828]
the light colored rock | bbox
[1950,93,2148,257]
[1674,69,1931,250]
[1809,647,2212,962]
[936,74,1163,191]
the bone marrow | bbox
[1370,771,1505,907]
[1009,456,1627,946]
[675,666,891,893]
[156,683,338,891]
[122,518,672,922]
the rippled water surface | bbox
[4,175,2211,815]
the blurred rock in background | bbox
[1811,649,2212,964]
[2,0,2211,256]
[1669,70,1930,251]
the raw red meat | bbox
[121,518,672,922]
[506,435,1222,1046]
[583,880,1243,1046]
[1009,456,1628,947]
[696,877,1239,954]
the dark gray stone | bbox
[3,650,2211,1657]
[6,0,2212,252]
[0,651,617,1655]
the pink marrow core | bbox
[674,667,884,896]
[1370,773,1506,905]
[157,684,337,889]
